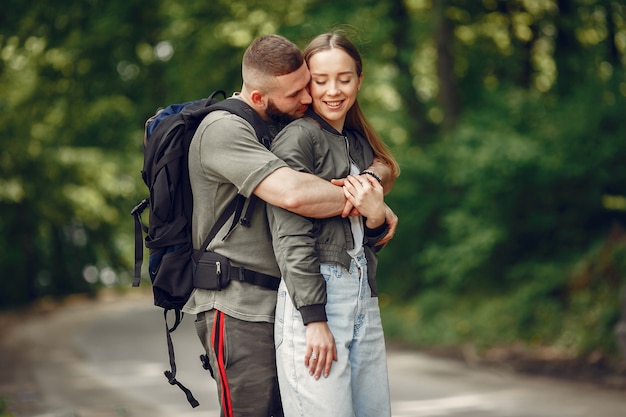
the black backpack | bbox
[131,91,272,407]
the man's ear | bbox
[249,90,265,108]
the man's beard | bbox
[265,99,297,125]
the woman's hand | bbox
[342,174,386,228]
[305,321,337,379]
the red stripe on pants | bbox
[212,310,233,417]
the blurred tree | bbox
[0,0,161,305]
[433,0,460,131]
[1,0,626,364]
[378,0,626,359]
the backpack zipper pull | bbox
[216,261,221,276]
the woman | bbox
[267,32,400,417]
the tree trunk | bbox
[433,0,460,131]
[388,0,436,144]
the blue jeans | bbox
[275,252,391,417]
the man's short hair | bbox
[242,34,304,93]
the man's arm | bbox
[328,156,395,197]
[257,166,398,244]
[254,167,351,218]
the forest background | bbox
[2,0,626,377]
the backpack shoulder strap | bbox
[208,98,272,149]
[208,98,273,230]
[196,98,272,240]
[191,196,240,261]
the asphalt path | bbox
[2,293,626,417]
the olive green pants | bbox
[195,309,283,417]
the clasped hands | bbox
[331,174,397,246]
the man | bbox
[183,34,396,417]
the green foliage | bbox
[379,82,626,358]
[1,0,625,366]
[0,397,13,417]
[0,0,151,305]
[383,238,626,357]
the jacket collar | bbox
[304,108,343,136]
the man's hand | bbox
[332,178,398,243]
[377,204,398,246]
[304,322,337,379]
[342,175,386,229]
[330,178,358,217]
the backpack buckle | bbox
[238,268,247,282]
[131,198,149,216]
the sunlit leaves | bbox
[531,35,557,92]
[0,179,25,203]
[0,37,43,106]
[0,0,625,357]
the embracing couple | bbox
[183,32,401,417]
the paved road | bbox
[3,293,626,417]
